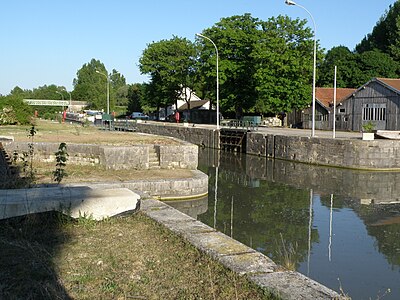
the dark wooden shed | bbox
[336,78,400,131]
[292,88,355,130]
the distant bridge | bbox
[23,99,69,106]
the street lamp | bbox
[196,33,220,130]
[285,0,317,137]
[96,70,110,114]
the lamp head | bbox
[285,0,296,5]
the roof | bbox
[315,87,357,108]
[178,99,209,111]
[376,78,400,92]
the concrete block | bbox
[249,271,340,300]
[0,186,140,221]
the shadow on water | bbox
[197,147,400,300]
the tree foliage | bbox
[126,83,144,114]
[73,59,126,112]
[139,36,198,117]
[0,94,33,125]
[196,14,321,117]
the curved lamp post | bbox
[96,70,110,114]
[196,33,220,130]
[285,0,317,137]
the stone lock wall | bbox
[2,141,198,171]
[136,123,220,149]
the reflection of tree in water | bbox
[356,203,400,268]
[320,196,400,268]
[198,167,319,270]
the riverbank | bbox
[0,210,276,299]
[0,120,340,299]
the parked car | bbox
[129,112,149,120]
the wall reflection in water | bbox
[195,148,400,300]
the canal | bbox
[170,148,400,300]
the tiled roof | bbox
[376,78,400,92]
[316,87,356,108]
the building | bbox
[291,87,356,130]
[336,78,400,131]
[159,87,213,123]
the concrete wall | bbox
[136,123,220,149]
[130,123,400,170]
[246,133,400,170]
[2,141,198,171]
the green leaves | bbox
[139,36,198,114]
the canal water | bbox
[170,148,400,300]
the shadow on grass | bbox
[0,211,73,299]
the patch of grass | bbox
[0,211,278,299]
[0,119,179,145]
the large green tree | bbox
[253,15,323,115]
[139,36,198,116]
[73,59,126,112]
[356,1,400,59]
[317,46,358,88]
[198,14,261,118]
[197,13,322,117]
[0,94,33,125]
[318,47,399,88]
[126,83,144,114]
[73,59,107,110]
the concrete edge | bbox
[141,198,341,300]
[61,169,209,200]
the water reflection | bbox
[196,148,400,300]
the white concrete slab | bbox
[0,186,140,220]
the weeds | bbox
[27,125,36,183]
[276,233,298,271]
[53,142,69,184]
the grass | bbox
[0,119,278,299]
[0,211,278,299]
[0,118,179,145]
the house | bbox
[336,78,400,131]
[291,87,356,130]
[159,87,214,123]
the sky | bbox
[0,0,397,95]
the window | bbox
[362,103,386,121]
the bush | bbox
[0,95,33,125]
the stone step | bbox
[148,147,159,169]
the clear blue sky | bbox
[0,0,396,95]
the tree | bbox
[30,84,67,119]
[197,14,323,118]
[109,69,127,108]
[139,36,198,117]
[252,15,323,115]
[126,83,144,114]
[353,50,399,87]
[0,94,33,125]
[198,14,261,118]
[317,46,358,88]
[356,1,400,59]
[72,59,108,110]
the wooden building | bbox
[336,78,400,131]
[290,87,355,130]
